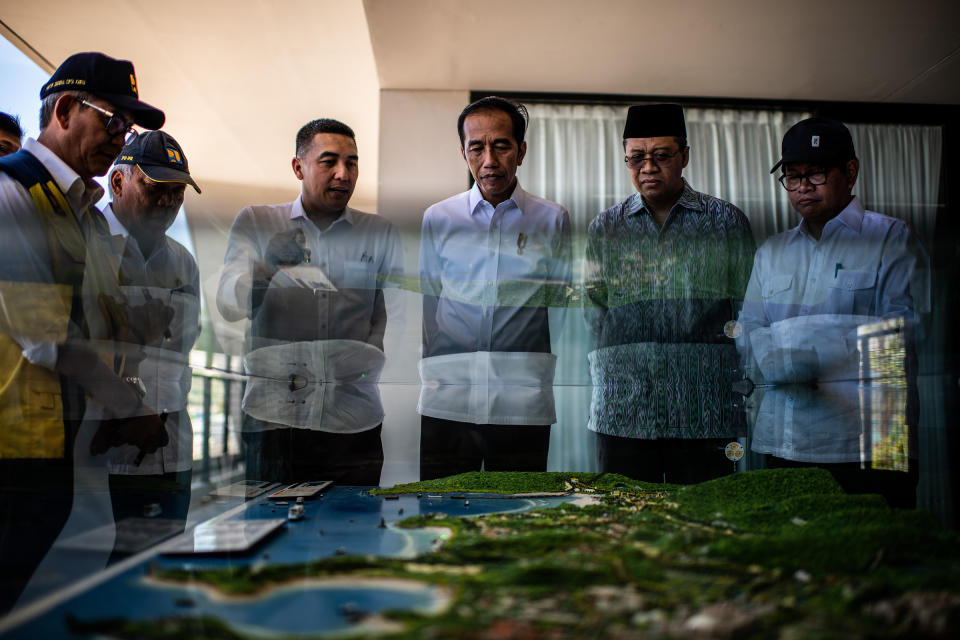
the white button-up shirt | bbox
[1,138,103,216]
[419,182,572,357]
[418,182,571,424]
[738,196,930,374]
[217,198,403,352]
[100,204,200,473]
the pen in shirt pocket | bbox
[835,263,843,278]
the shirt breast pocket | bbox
[829,270,877,315]
[169,290,201,352]
[761,274,795,303]
[343,259,376,291]
[513,237,552,278]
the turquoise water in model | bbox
[6,487,569,638]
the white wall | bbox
[376,88,471,485]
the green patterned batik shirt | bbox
[584,181,756,439]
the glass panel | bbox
[1,39,956,639]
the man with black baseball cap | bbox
[100,131,201,558]
[737,116,930,507]
[35,51,165,187]
[39,51,164,129]
[0,52,169,610]
[107,131,200,260]
[584,103,756,485]
[742,116,928,333]
[768,117,861,240]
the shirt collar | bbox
[468,181,524,216]
[292,196,355,227]
[626,179,702,217]
[101,202,169,257]
[832,196,864,233]
[22,137,104,212]
[795,195,865,240]
[101,203,129,237]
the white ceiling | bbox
[0,1,381,210]
[2,0,957,209]
[365,0,960,104]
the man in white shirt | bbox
[102,130,201,557]
[738,117,929,508]
[0,52,168,611]
[418,97,572,479]
[217,119,402,485]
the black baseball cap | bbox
[115,131,200,193]
[41,52,165,130]
[770,117,856,173]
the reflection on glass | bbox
[738,117,929,508]
[0,47,954,639]
[585,104,755,484]
[0,53,173,612]
[859,317,911,473]
[100,130,201,562]
[417,98,572,479]
[216,119,402,485]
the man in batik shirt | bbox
[585,104,755,484]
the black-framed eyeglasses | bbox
[624,149,682,169]
[79,99,138,144]
[779,169,829,191]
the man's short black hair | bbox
[457,97,528,147]
[0,112,22,141]
[295,118,356,157]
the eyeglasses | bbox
[79,99,138,144]
[779,169,829,191]
[624,149,682,169]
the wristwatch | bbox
[123,375,147,400]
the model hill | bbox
[74,469,960,639]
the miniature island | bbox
[66,469,960,639]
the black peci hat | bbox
[623,104,686,140]
[116,130,200,193]
[770,117,856,173]
[41,52,164,130]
